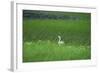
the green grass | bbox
[23,19,90,42]
[23,41,91,62]
[23,12,91,62]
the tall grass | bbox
[23,12,91,62]
[23,41,91,62]
[23,19,90,44]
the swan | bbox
[58,35,64,45]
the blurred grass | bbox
[23,12,91,62]
[23,41,91,62]
[23,19,90,44]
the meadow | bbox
[23,10,91,62]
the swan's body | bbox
[58,35,64,45]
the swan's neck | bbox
[58,37,61,42]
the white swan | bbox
[58,35,64,45]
